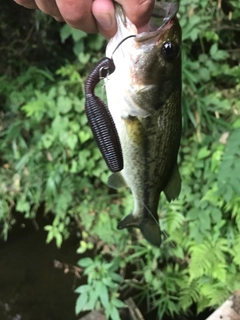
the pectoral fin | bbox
[164,164,181,202]
[107,172,127,189]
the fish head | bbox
[131,17,181,87]
[107,2,182,116]
[129,9,182,112]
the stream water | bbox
[0,214,211,320]
[0,215,81,320]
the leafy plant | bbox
[75,257,125,320]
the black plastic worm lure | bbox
[85,57,123,172]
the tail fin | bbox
[117,213,161,247]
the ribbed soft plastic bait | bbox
[85,57,123,172]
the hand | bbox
[14,0,154,38]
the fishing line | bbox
[96,35,136,96]
[96,35,135,98]
[142,201,160,228]
[111,35,136,58]
[142,201,176,248]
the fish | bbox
[104,2,182,247]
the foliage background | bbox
[0,0,240,319]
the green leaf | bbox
[71,29,87,42]
[75,293,88,314]
[45,228,54,244]
[79,131,91,144]
[199,67,210,81]
[210,208,222,224]
[21,100,45,117]
[110,272,123,283]
[78,52,90,64]
[99,283,109,309]
[52,114,68,133]
[84,288,99,310]
[210,43,218,57]
[75,285,90,294]
[107,305,121,320]
[144,269,153,282]
[87,34,105,51]
[42,133,54,148]
[16,197,30,213]
[187,208,198,220]
[55,233,63,248]
[102,277,118,289]
[197,146,211,159]
[189,28,199,41]
[70,121,80,133]
[67,134,78,150]
[78,257,93,267]
[210,43,229,61]
[57,96,72,114]
[111,298,126,309]
[60,24,72,42]
[214,50,229,61]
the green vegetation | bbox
[0,0,240,319]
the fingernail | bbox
[96,13,113,29]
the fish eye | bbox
[162,42,179,61]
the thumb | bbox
[115,0,154,28]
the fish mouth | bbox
[107,2,179,58]
[134,2,178,42]
[135,18,174,43]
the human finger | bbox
[56,0,98,33]
[35,0,64,21]
[14,0,38,9]
[92,0,117,38]
[116,0,154,29]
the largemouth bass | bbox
[105,2,182,247]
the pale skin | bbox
[14,0,155,38]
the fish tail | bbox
[117,213,161,247]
